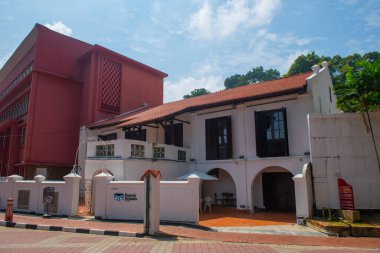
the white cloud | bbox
[164,75,224,102]
[254,29,312,46]
[44,21,72,36]
[364,12,380,28]
[189,0,281,40]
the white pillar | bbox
[142,170,161,235]
[7,175,23,197]
[63,173,81,216]
[293,163,313,219]
[93,172,114,219]
[187,175,201,224]
[34,175,46,213]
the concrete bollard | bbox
[5,198,14,222]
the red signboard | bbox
[338,178,355,210]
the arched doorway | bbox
[202,168,236,207]
[252,166,295,212]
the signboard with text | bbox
[338,178,354,210]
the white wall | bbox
[105,181,145,220]
[93,174,200,223]
[307,65,340,114]
[309,112,380,209]
[0,173,80,216]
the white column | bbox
[63,173,81,216]
[293,163,313,219]
[7,175,23,199]
[93,172,114,219]
[187,175,201,224]
[34,175,46,213]
[143,171,161,235]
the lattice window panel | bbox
[0,95,29,122]
[100,57,121,113]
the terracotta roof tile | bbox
[117,72,311,128]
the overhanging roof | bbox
[116,72,311,129]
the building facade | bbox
[0,24,167,179]
[83,63,340,213]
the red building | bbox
[0,24,167,179]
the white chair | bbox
[199,198,203,214]
[203,195,213,213]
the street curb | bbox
[0,220,138,237]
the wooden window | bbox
[125,128,146,141]
[205,116,232,160]
[98,133,117,141]
[164,123,183,147]
[255,108,289,157]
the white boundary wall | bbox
[0,173,81,216]
[308,112,380,209]
[94,173,200,224]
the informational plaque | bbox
[338,178,355,210]
[17,190,30,209]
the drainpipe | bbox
[145,174,150,234]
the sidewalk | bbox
[1,212,380,249]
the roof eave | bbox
[117,85,307,129]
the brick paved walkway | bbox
[1,226,379,253]
[1,213,380,249]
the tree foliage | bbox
[287,52,329,76]
[287,51,380,85]
[334,59,380,112]
[224,66,280,89]
[334,59,380,172]
[183,88,211,99]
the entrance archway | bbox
[201,168,236,208]
[252,166,295,212]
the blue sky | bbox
[0,0,379,102]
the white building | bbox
[80,62,339,213]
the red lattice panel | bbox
[100,57,121,113]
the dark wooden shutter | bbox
[282,108,289,156]
[255,112,263,157]
[205,118,217,160]
[226,116,232,158]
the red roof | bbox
[140,169,162,180]
[115,72,311,128]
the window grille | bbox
[131,144,145,158]
[153,147,165,159]
[0,63,33,101]
[96,144,115,157]
[178,150,186,161]
[100,57,121,113]
[0,96,29,122]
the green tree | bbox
[287,51,380,85]
[224,66,280,89]
[334,59,380,172]
[183,88,211,99]
[287,52,329,76]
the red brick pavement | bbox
[0,226,379,253]
[2,213,380,249]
